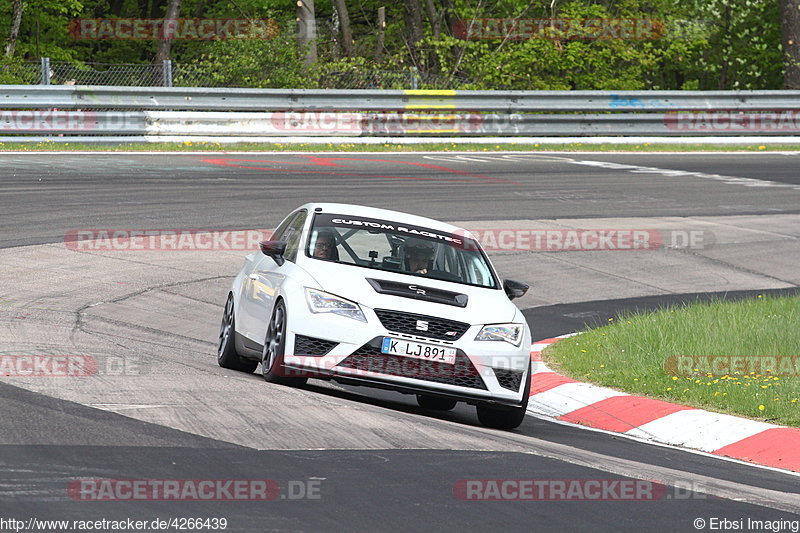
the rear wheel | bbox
[261,300,307,386]
[476,367,531,430]
[416,395,457,411]
[217,293,258,373]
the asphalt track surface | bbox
[1,152,799,532]
[2,151,800,249]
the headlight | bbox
[305,288,367,322]
[475,323,523,346]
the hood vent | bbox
[366,278,468,308]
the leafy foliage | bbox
[0,0,791,89]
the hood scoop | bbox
[366,278,469,308]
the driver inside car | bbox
[311,230,338,260]
[404,239,435,274]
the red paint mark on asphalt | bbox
[195,155,519,185]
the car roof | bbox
[297,203,470,237]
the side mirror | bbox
[503,279,529,301]
[259,240,287,266]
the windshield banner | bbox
[316,213,468,247]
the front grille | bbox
[339,341,487,390]
[494,368,524,392]
[374,309,470,341]
[293,335,337,356]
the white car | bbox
[217,203,532,429]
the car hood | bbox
[299,260,519,325]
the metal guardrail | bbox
[2,111,799,137]
[3,86,800,111]
[1,86,799,137]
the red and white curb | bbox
[528,337,800,473]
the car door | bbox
[239,210,308,346]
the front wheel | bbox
[475,368,531,430]
[217,293,258,373]
[261,300,307,386]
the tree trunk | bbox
[425,0,441,39]
[404,0,424,68]
[424,0,441,74]
[376,7,386,62]
[332,0,354,56]
[110,0,124,18]
[155,0,181,63]
[781,0,800,88]
[150,0,166,20]
[719,3,732,89]
[297,0,318,65]
[441,0,456,36]
[5,0,24,59]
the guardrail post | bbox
[409,67,419,89]
[40,57,50,85]
[162,59,173,87]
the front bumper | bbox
[283,305,531,404]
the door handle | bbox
[248,274,259,280]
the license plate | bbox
[381,337,457,364]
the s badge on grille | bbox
[415,320,429,331]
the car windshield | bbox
[306,213,497,288]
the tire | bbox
[217,293,258,373]
[261,300,307,386]
[416,395,457,411]
[475,367,531,430]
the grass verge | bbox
[543,294,800,427]
[1,141,800,152]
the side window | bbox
[282,210,308,263]
[465,253,492,286]
[271,212,299,242]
